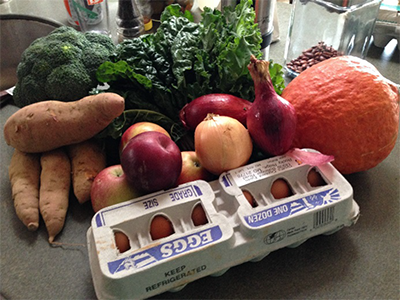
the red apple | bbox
[90,165,142,212]
[176,151,214,185]
[120,122,170,155]
[121,131,182,193]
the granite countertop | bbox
[1,1,399,299]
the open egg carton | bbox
[87,150,360,300]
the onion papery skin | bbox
[247,56,297,156]
[195,114,253,175]
[179,94,252,130]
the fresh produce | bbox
[3,92,125,153]
[97,109,184,143]
[119,121,171,155]
[90,165,142,213]
[39,148,71,243]
[13,26,116,108]
[191,203,208,226]
[195,114,253,175]
[96,0,285,141]
[176,151,214,185]
[8,149,41,231]
[179,94,252,130]
[286,148,334,166]
[121,131,182,193]
[247,55,297,156]
[68,139,107,204]
[150,215,175,240]
[281,55,399,174]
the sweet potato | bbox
[39,148,71,243]
[3,92,124,153]
[68,139,107,204]
[8,149,41,231]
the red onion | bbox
[179,94,252,130]
[286,148,334,166]
[247,56,297,156]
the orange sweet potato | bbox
[3,92,124,153]
[8,149,41,231]
[39,148,71,243]
[68,139,107,204]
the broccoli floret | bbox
[85,32,115,52]
[30,60,53,78]
[13,26,116,108]
[82,44,112,74]
[45,63,93,101]
[13,75,48,107]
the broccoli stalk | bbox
[13,26,116,108]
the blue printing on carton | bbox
[95,184,204,228]
[221,175,233,188]
[245,188,341,227]
[107,225,223,274]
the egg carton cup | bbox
[87,150,360,300]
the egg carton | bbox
[372,1,400,49]
[87,151,360,300]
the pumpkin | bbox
[282,56,399,174]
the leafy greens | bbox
[96,0,285,142]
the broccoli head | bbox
[13,26,116,108]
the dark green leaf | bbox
[96,109,186,142]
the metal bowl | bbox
[0,14,63,90]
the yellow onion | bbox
[194,114,253,175]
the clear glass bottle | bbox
[137,0,154,33]
[284,0,382,77]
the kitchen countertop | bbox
[1,1,399,300]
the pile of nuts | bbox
[286,41,342,74]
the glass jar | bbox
[137,0,153,32]
[64,0,110,36]
[284,0,382,77]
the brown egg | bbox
[242,190,257,207]
[114,231,130,253]
[191,203,208,226]
[271,178,293,199]
[308,168,326,187]
[150,215,175,240]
